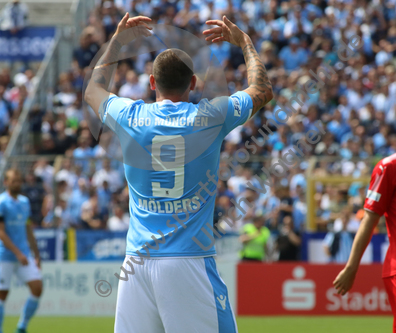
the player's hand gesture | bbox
[17,252,28,266]
[114,13,152,45]
[333,266,357,295]
[204,16,248,47]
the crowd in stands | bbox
[0,0,32,160]
[0,67,36,161]
[14,0,396,262]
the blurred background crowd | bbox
[1,0,396,262]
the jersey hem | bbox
[363,207,383,216]
[125,250,216,258]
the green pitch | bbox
[3,316,392,333]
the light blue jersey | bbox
[100,91,253,257]
[0,192,31,261]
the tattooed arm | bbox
[84,13,152,118]
[204,16,273,116]
[84,38,121,117]
[241,38,273,115]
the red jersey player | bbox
[334,153,396,331]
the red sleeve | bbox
[364,161,395,216]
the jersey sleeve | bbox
[98,94,136,132]
[223,91,253,134]
[364,161,395,216]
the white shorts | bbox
[115,256,238,333]
[0,257,42,290]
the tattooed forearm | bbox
[241,39,273,114]
[91,39,122,89]
[93,69,107,85]
[85,37,124,118]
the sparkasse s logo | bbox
[282,266,316,310]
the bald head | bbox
[4,169,22,196]
[5,169,22,181]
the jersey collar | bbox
[156,99,183,106]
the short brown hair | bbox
[153,49,194,95]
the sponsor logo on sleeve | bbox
[366,190,381,202]
[231,96,241,117]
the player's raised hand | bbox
[114,13,152,44]
[333,266,357,295]
[203,16,248,47]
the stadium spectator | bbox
[276,216,302,261]
[0,0,29,33]
[138,61,153,92]
[279,38,308,71]
[80,188,105,230]
[217,179,235,201]
[33,159,54,193]
[22,173,45,226]
[55,159,76,191]
[53,197,74,229]
[66,178,89,227]
[277,186,294,225]
[54,73,77,108]
[53,120,74,154]
[292,186,307,233]
[118,70,145,99]
[92,158,122,193]
[96,180,111,218]
[236,188,259,228]
[107,204,129,231]
[323,208,355,263]
[73,29,100,69]
[73,131,94,173]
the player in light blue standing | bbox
[0,169,42,333]
[85,13,273,333]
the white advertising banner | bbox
[5,262,120,316]
[5,260,237,316]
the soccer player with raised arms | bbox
[0,169,42,333]
[85,13,273,332]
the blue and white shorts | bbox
[0,257,42,290]
[115,256,238,333]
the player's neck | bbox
[156,96,189,103]
[7,190,19,199]
[156,91,189,103]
